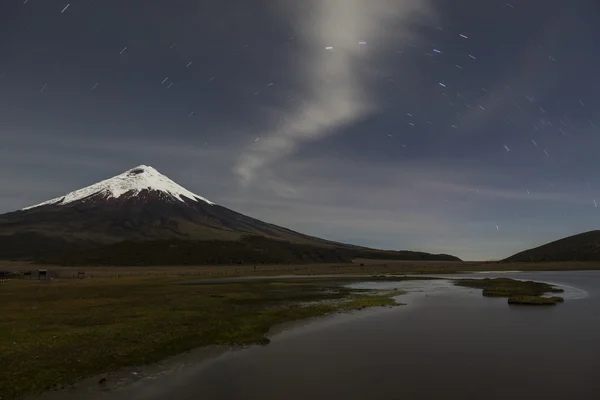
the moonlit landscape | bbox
[1,1,600,399]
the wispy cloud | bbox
[234,0,434,187]
[417,179,586,205]
[248,154,589,207]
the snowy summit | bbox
[22,165,214,210]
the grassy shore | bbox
[0,276,403,400]
[0,265,583,399]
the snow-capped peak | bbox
[22,165,214,210]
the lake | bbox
[55,271,600,400]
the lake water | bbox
[59,271,600,400]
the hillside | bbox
[504,230,600,262]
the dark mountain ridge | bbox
[504,230,600,262]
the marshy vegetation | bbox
[0,276,404,400]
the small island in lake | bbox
[454,277,565,306]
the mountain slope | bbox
[0,165,461,264]
[504,230,600,262]
[1,166,341,246]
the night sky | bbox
[1,0,599,260]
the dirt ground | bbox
[2,259,600,280]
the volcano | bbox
[0,165,460,265]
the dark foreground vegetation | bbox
[455,277,565,305]
[0,276,404,400]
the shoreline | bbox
[6,272,586,400]
[32,345,234,400]
[33,301,407,400]
[4,276,403,400]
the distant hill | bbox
[0,165,461,265]
[32,236,459,266]
[504,230,600,262]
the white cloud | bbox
[234,0,435,187]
